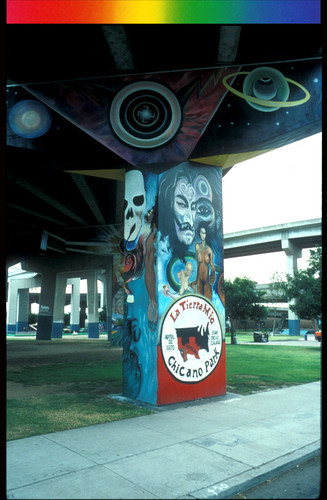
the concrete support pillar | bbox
[282,238,302,335]
[86,270,99,338]
[51,273,67,338]
[37,270,56,340]
[7,280,19,334]
[17,288,30,332]
[7,274,42,334]
[69,278,81,331]
[103,260,113,341]
[122,164,226,406]
[99,279,104,310]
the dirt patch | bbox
[7,340,122,368]
[6,340,123,400]
[6,380,121,400]
[6,381,70,399]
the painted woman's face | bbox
[173,177,196,246]
[200,227,206,241]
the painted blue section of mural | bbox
[122,170,159,405]
[126,277,158,405]
[51,322,64,338]
[88,323,99,338]
[111,326,123,346]
[122,164,225,405]
[288,319,301,336]
[157,163,224,334]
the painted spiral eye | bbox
[109,81,182,148]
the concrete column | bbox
[282,238,302,335]
[37,270,57,340]
[122,164,226,406]
[86,270,99,338]
[51,273,67,338]
[69,278,81,331]
[7,274,42,334]
[7,280,18,334]
[17,288,30,332]
[80,300,87,328]
[99,279,104,310]
[103,260,113,340]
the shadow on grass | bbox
[7,344,320,440]
[7,393,152,441]
[7,359,153,441]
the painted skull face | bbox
[124,170,146,242]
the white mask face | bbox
[124,170,146,242]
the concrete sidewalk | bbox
[7,381,321,499]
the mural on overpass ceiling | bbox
[21,67,239,166]
[17,59,321,169]
[190,60,321,165]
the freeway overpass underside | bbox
[223,219,321,259]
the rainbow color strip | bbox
[7,0,320,24]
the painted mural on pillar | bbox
[123,169,159,331]
[158,163,224,305]
[122,168,159,403]
[156,163,225,403]
[122,164,225,405]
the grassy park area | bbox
[225,344,320,393]
[225,330,303,343]
[7,339,321,441]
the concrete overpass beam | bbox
[282,238,302,260]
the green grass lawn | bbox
[7,344,321,441]
[225,330,303,343]
[7,394,151,441]
[225,344,321,394]
[7,360,122,386]
[7,359,153,441]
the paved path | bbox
[6,381,321,499]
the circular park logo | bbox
[160,295,223,383]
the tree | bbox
[99,306,107,323]
[225,277,268,344]
[270,246,321,330]
[250,303,269,327]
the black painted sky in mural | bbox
[191,60,321,161]
[7,59,321,171]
